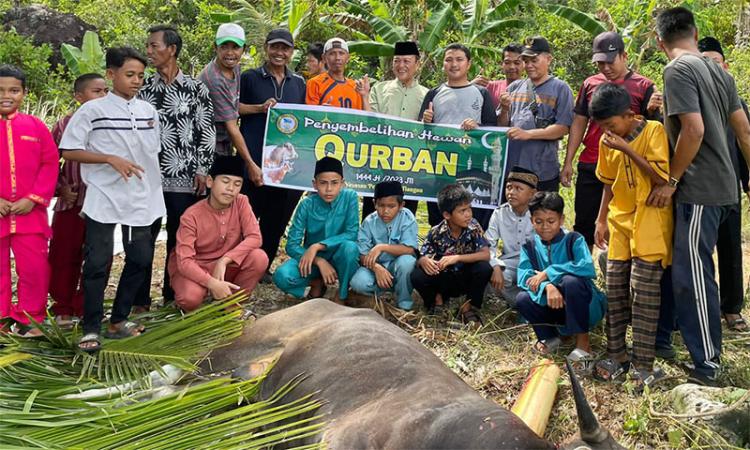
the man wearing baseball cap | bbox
[199,23,263,188]
[499,36,574,193]
[238,28,307,282]
[561,31,661,249]
[306,37,370,111]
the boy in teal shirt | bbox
[273,157,360,302]
[350,181,418,310]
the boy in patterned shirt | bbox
[410,184,492,325]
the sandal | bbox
[12,323,44,338]
[593,358,631,382]
[532,336,562,355]
[631,366,666,392]
[103,321,145,339]
[78,333,101,353]
[460,306,483,327]
[566,348,596,377]
[724,313,749,332]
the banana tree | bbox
[340,0,526,72]
[60,30,106,77]
[539,0,661,68]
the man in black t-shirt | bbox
[654,8,750,386]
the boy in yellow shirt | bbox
[592,83,673,387]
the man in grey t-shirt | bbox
[418,43,496,227]
[652,7,750,386]
[498,37,574,192]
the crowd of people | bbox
[1,6,749,389]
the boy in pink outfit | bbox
[169,155,268,311]
[0,64,59,335]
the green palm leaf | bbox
[542,3,607,36]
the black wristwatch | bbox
[668,176,679,188]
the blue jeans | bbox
[350,255,416,309]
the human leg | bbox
[463,261,492,309]
[605,259,632,363]
[171,270,209,311]
[132,217,162,310]
[350,267,378,295]
[82,218,116,335]
[655,266,677,355]
[515,291,561,341]
[111,225,155,327]
[228,248,269,295]
[630,258,663,371]
[410,265,440,310]
[557,275,592,337]
[329,241,360,300]
[9,233,50,324]
[0,236,10,320]
[672,203,724,378]
[573,163,602,248]
[716,203,745,318]
[273,259,317,299]
[48,206,86,317]
[392,254,416,310]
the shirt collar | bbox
[107,91,137,106]
[152,69,186,85]
[437,218,478,238]
[397,78,418,89]
[1,111,18,120]
[625,117,647,142]
[261,64,291,80]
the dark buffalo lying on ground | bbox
[202,299,624,449]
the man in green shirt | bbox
[273,157,360,303]
[363,41,427,217]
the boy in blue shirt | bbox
[273,157,360,303]
[516,192,605,360]
[350,181,418,310]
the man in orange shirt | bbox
[306,37,369,110]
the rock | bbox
[2,5,96,66]
[669,383,749,447]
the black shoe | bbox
[655,345,677,360]
[687,369,720,387]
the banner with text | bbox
[262,103,509,209]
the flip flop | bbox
[103,321,145,339]
[566,348,596,377]
[724,313,749,332]
[532,336,562,355]
[593,358,631,383]
[78,333,101,353]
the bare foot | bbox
[308,278,324,298]
[131,306,149,315]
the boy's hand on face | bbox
[10,198,34,215]
[490,266,505,290]
[545,284,564,309]
[437,254,461,270]
[299,244,322,277]
[602,130,630,152]
[0,198,11,217]
[106,155,144,181]
[373,264,394,289]
[316,257,338,285]
[594,220,609,250]
[460,118,478,131]
[418,256,440,275]
[207,278,240,300]
[526,270,548,293]
[364,245,384,269]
